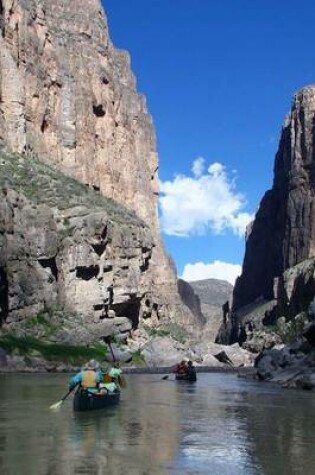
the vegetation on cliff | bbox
[0,333,106,366]
[0,150,146,227]
[143,323,189,344]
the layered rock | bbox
[0,0,158,231]
[0,0,197,330]
[0,151,154,341]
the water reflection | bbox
[168,378,260,475]
[244,387,315,475]
[0,374,315,474]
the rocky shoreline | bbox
[252,340,315,390]
[0,333,256,374]
[0,364,254,375]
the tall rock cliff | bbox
[218,85,315,348]
[0,0,197,333]
[233,85,315,312]
[0,0,158,228]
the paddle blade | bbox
[162,375,169,380]
[49,400,63,411]
[119,375,127,388]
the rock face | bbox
[253,339,315,390]
[0,0,158,228]
[0,151,153,341]
[217,86,315,349]
[0,0,197,331]
[177,279,206,326]
[233,86,315,313]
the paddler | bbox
[100,362,124,393]
[69,359,103,393]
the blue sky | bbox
[103,0,315,284]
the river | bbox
[0,373,314,475]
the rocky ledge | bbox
[252,310,315,390]
[0,150,155,338]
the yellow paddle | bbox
[118,375,127,388]
[49,386,76,410]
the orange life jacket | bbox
[81,369,97,388]
[103,373,113,384]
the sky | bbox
[103,0,315,285]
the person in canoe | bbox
[69,359,103,393]
[176,360,188,376]
[175,359,197,381]
[100,363,125,393]
[186,360,196,379]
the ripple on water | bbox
[1,373,315,475]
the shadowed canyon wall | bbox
[233,86,315,312]
[217,86,315,346]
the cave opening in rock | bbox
[112,300,141,330]
[41,117,48,133]
[94,304,105,312]
[93,104,106,117]
[76,265,99,280]
[0,1,4,37]
[38,257,58,281]
[92,243,106,256]
[0,268,8,324]
[140,256,150,272]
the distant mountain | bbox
[189,279,233,307]
[185,279,233,342]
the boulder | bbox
[192,341,254,367]
[255,344,311,387]
[142,337,187,367]
[104,344,132,363]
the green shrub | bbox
[0,151,146,227]
[131,349,146,366]
[22,310,61,336]
[268,313,307,344]
[143,322,188,344]
[0,334,107,365]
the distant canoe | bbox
[175,373,197,382]
[73,388,120,412]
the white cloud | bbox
[192,157,205,177]
[208,162,224,176]
[159,158,253,237]
[181,260,242,285]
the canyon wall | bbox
[0,0,197,333]
[233,86,315,313]
[218,85,315,347]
